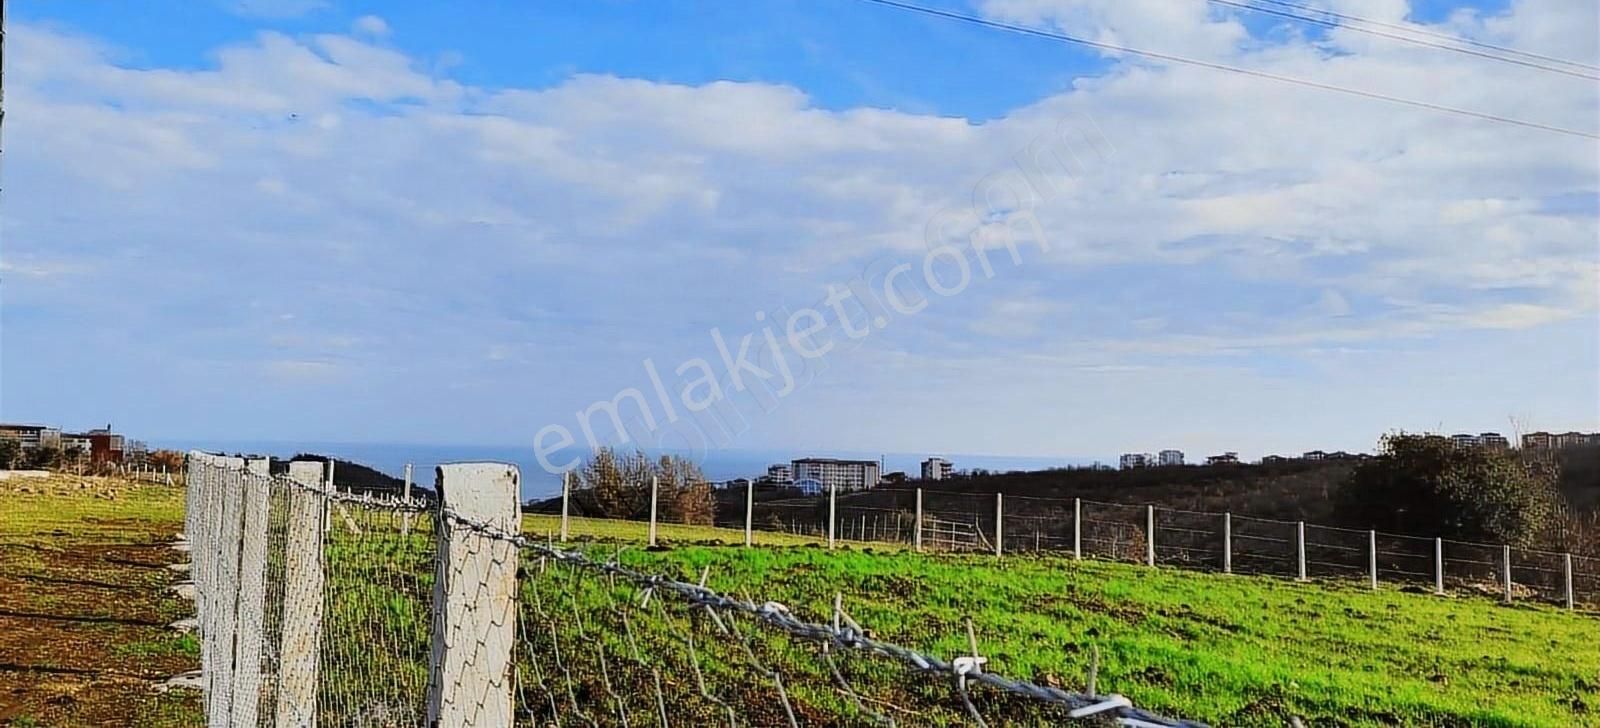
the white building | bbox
[920,457,952,481]
[1157,449,1184,467]
[1119,453,1152,469]
[766,464,792,485]
[792,458,880,492]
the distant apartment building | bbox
[60,433,93,453]
[1205,452,1240,466]
[84,426,126,464]
[1157,449,1184,467]
[1478,432,1510,451]
[920,457,953,481]
[792,458,880,492]
[0,424,62,450]
[1119,453,1153,469]
[1302,450,1326,460]
[1523,431,1600,451]
[1448,432,1511,451]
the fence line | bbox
[182,453,1210,726]
[560,483,1597,609]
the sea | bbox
[155,439,1099,502]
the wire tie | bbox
[1069,694,1132,718]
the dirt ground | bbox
[0,476,201,727]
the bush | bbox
[1334,433,1560,546]
[573,447,716,525]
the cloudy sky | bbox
[2,0,1596,462]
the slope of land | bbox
[0,475,200,728]
[527,514,1599,727]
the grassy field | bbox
[522,513,1599,727]
[4,482,1595,726]
[0,474,201,727]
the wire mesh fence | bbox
[182,453,1595,727]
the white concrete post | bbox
[994,493,1004,557]
[402,463,415,539]
[743,477,754,547]
[1296,521,1307,582]
[231,458,272,728]
[1368,530,1378,590]
[648,476,659,547]
[277,461,327,728]
[426,463,520,727]
[1222,513,1232,574]
[1146,505,1156,567]
[559,471,570,543]
[1502,545,1513,604]
[1073,498,1082,560]
[1565,553,1575,610]
[206,456,247,727]
[1434,537,1445,595]
[827,480,838,550]
[914,488,924,552]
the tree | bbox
[148,449,186,473]
[1334,433,1561,546]
[0,439,21,470]
[27,444,65,471]
[573,448,715,526]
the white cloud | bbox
[352,15,391,38]
[3,3,1596,447]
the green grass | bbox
[0,478,184,544]
[510,515,1599,727]
[11,481,1593,726]
[523,513,881,548]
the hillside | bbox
[525,514,1599,727]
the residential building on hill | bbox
[920,457,952,480]
[0,424,62,451]
[1157,449,1184,467]
[792,458,880,492]
[1205,452,1240,465]
[1523,431,1600,450]
[1119,452,1152,469]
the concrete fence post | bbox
[1368,530,1378,590]
[827,481,838,550]
[1222,513,1232,574]
[994,493,1004,557]
[1434,537,1445,595]
[559,471,570,543]
[914,488,924,552]
[427,463,520,727]
[277,460,328,728]
[648,476,659,547]
[1296,521,1307,582]
[1566,553,1575,610]
[206,456,247,727]
[230,458,272,728]
[744,477,754,547]
[402,463,415,539]
[1145,505,1156,567]
[1502,545,1513,604]
[1073,498,1082,560]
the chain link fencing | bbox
[183,454,1209,726]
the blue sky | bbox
[2,0,1596,466]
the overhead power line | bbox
[856,0,1600,141]
[1247,0,1600,74]
[1206,0,1598,81]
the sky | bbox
[1,0,1596,468]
